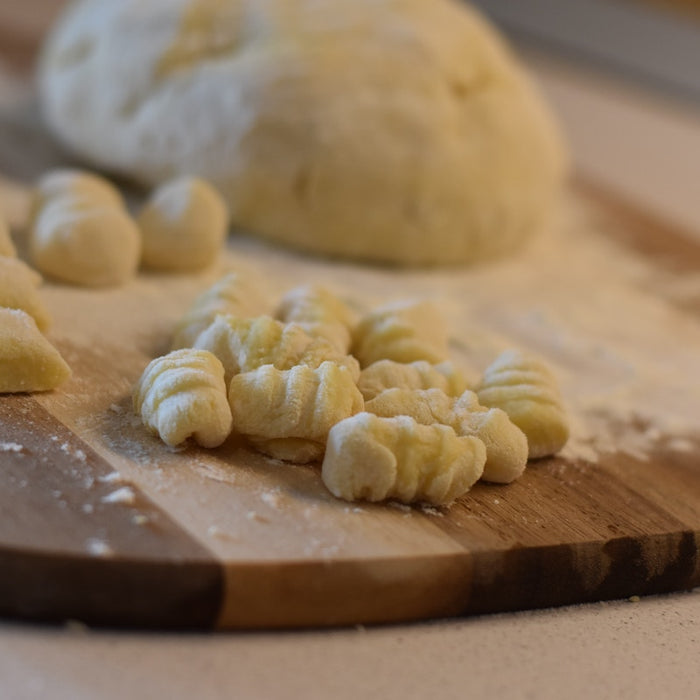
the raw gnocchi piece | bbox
[194,314,359,383]
[133,348,232,448]
[351,300,449,368]
[171,272,270,349]
[228,361,364,462]
[32,168,125,215]
[322,413,486,505]
[365,388,528,484]
[138,176,228,272]
[357,359,469,401]
[0,257,51,332]
[476,349,569,458]
[31,195,140,287]
[0,308,70,393]
[0,214,16,256]
[275,285,356,353]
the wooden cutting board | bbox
[1,27,699,625]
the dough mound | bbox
[39,0,567,266]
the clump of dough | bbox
[477,349,569,458]
[228,361,364,462]
[39,0,566,266]
[133,348,232,448]
[171,271,271,349]
[322,412,486,505]
[0,308,71,393]
[0,257,52,332]
[138,176,228,272]
[31,194,141,287]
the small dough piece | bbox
[0,308,71,393]
[138,176,228,272]
[133,348,232,448]
[322,412,486,505]
[31,195,141,287]
[0,214,16,256]
[32,168,125,215]
[0,257,51,332]
[357,359,468,401]
[228,361,364,462]
[193,314,359,382]
[171,271,270,349]
[477,349,569,458]
[352,300,449,368]
[366,387,528,483]
[275,285,356,353]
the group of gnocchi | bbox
[0,168,228,394]
[133,276,570,507]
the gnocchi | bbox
[193,314,359,383]
[0,308,70,393]
[365,388,528,484]
[171,271,270,349]
[0,214,16,257]
[275,285,356,353]
[351,300,449,367]
[357,359,469,401]
[0,257,51,332]
[133,348,232,448]
[228,361,364,462]
[476,349,569,458]
[138,176,228,272]
[31,194,141,287]
[322,412,486,505]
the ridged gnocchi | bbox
[351,300,449,367]
[275,284,356,353]
[476,349,569,458]
[228,361,364,462]
[138,176,228,272]
[365,388,528,484]
[133,348,232,448]
[0,308,70,393]
[171,271,270,349]
[193,314,359,383]
[357,359,469,401]
[322,412,486,505]
[0,257,51,332]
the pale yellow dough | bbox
[33,169,125,215]
[322,412,486,505]
[133,348,232,448]
[228,361,364,462]
[477,349,569,458]
[138,176,228,272]
[0,308,71,393]
[0,257,51,332]
[31,195,141,287]
[39,0,566,266]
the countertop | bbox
[1,4,700,699]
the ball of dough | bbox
[31,195,141,287]
[39,0,567,266]
[138,176,228,271]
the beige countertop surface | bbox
[1,15,700,700]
